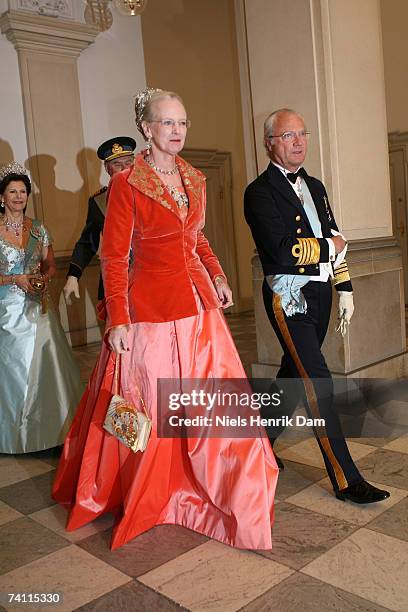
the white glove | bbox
[336,291,354,336]
[63,276,80,305]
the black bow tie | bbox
[286,169,304,184]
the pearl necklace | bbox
[146,155,179,176]
[2,216,26,237]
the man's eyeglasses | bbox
[269,130,310,143]
[150,119,191,129]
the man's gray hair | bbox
[263,108,304,140]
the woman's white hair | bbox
[134,88,184,139]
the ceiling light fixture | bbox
[114,0,148,16]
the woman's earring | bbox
[145,136,152,152]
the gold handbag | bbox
[103,355,152,452]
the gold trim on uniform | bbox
[272,293,349,491]
[105,145,134,162]
[334,260,350,285]
[92,186,107,198]
[291,237,320,266]
[334,271,350,284]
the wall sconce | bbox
[114,0,148,16]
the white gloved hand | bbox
[336,291,354,336]
[63,276,80,305]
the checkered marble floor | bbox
[1,311,408,611]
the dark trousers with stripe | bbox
[262,279,362,491]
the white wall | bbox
[78,7,146,186]
[0,0,29,166]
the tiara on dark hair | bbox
[0,162,29,183]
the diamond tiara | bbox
[0,162,29,183]
[134,87,163,135]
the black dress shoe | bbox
[274,454,284,471]
[336,480,390,504]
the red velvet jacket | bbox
[100,152,226,329]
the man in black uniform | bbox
[244,108,389,504]
[63,136,136,304]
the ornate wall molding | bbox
[389,131,408,146]
[7,0,84,21]
[0,9,98,55]
[84,0,112,32]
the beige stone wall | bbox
[381,0,408,132]
[0,9,146,251]
[0,1,29,172]
[0,7,147,345]
[141,0,253,302]
[77,11,146,192]
[323,0,392,240]
[244,0,392,241]
[245,1,406,377]
[244,0,322,177]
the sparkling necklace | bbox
[146,155,179,176]
[3,216,26,237]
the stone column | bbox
[238,0,407,377]
[0,9,98,253]
[0,8,101,345]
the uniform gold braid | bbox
[334,271,351,284]
[311,239,320,263]
[304,239,311,265]
[334,260,350,284]
[292,243,301,261]
[308,238,320,264]
[302,239,311,265]
[298,240,306,265]
[300,239,308,265]
[291,238,320,265]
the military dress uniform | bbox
[67,136,136,300]
[244,162,363,493]
[68,186,107,300]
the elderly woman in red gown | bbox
[53,88,278,550]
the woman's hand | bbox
[214,276,233,309]
[107,325,130,354]
[13,274,43,295]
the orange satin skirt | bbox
[52,303,278,550]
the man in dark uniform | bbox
[63,136,136,304]
[244,108,389,504]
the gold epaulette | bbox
[92,186,107,198]
[291,238,320,265]
[333,260,351,285]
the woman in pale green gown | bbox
[0,162,81,453]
